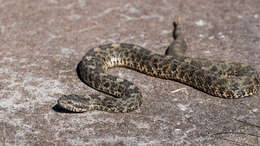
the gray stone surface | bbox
[0,0,259,145]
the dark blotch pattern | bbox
[57,21,260,113]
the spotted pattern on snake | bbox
[58,21,260,113]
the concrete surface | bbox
[0,0,260,145]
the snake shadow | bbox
[52,104,75,113]
[52,61,85,113]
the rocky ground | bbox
[0,0,259,145]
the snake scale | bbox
[58,20,260,113]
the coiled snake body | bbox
[58,21,260,113]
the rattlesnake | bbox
[58,20,260,113]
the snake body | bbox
[58,21,260,113]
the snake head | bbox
[58,94,90,112]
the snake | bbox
[57,20,260,113]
